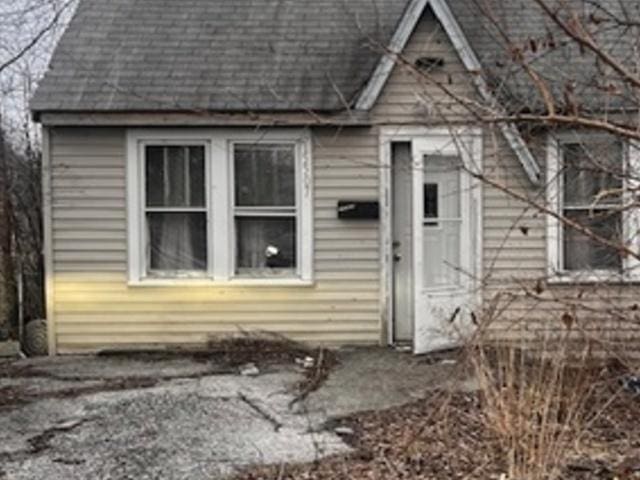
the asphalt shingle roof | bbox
[31,0,408,112]
[448,0,640,112]
[31,0,640,114]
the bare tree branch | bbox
[0,0,74,75]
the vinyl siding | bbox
[372,9,475,124]
[49,127,382,353]
[481,133,640,347]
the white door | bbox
[412,138,479,354]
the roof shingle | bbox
[31,0,408,112]
[32,0,640,114]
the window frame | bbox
[546,133,640,283]
[141,141,212,279]
[127,129,313,286]
[229,140,302,279]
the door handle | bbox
[393,253,402,262]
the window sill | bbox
[547,271,640,285]
[128,277,315,288]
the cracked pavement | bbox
[0,356,346,480]
[0,348,475,479]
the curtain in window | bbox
[145,145,207,274]
[147,213,207,271]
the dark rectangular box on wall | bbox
[337,200,380,220]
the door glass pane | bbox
[146,145,206,208]
[236,217,296,271]
[424,183,438,226]
[147,212,207,272]
[234,144,295,207]
[563,209,622,271]
[423,157,461,288]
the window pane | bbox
[236,217,296,271]
[234,144,295,207]
[563,141,623,207]
[167,147,186,205]
[189,146,205,207]
[424,183,438,219]
[145,146,164,207]
[146,146,205,207]
[147,212,207,272]
[563,210,622,271]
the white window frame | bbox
[546,133,640,283]
[140,140,213,279]
[127,129,313,286]
[229,140,304,279]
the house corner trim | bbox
[42,127,57,355]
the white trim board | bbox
[42,127,57,355]
[355,0,541,185]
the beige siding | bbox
[481,131,640,347]
[371,9,476,124]
[49,127,382,353]
[482,132,546,280]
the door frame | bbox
[379,126,483,347]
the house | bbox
[31,0,640,355]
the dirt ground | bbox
[0,345,471,480]
[237,361,640,480]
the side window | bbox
[560,141,623,272]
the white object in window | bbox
[546,134,640,282]
[233,143,297,276]
[127,130,313,285]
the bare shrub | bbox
[467,309,633,480]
